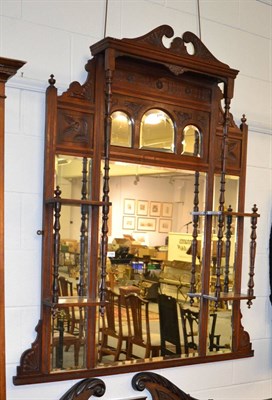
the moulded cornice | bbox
[0,57,26,83]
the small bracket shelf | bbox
[188,292,256,302]
[45,198,111,207]
[43,297,102,308]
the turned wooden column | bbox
[0,57,25,400]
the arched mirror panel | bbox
[111,111,132,148]
[182,124,202,157]
[140,109,175,152]
[13,25,259,385]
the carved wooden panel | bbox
[215,135,242,172]
[114,60,212,106]
[57,109,94,152]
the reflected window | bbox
[140,109,174,152]
[182,124,202,157]
[111,111,132,147]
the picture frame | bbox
[162,202,173,218]
[159,218,172,233]
[122,216,135,230]
[123,198,135,215]
[137,217,156,231]
[137,200,148,216]
[149,201,161,217]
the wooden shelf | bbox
[191,210,260,218]
[45,198,111,207]
[43,296,103,308]
[188,292,255,302]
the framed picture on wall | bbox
[159,218,172,233]
[122,216,135,230]
[124,198,135,215]
[150,201,161,217]
[137,217,156,231]
[162,202,173,218]
[137,200,148,216]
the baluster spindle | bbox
[214,96,231,304]
[78,157,88,296]
[190,171,200,304]
[224,205,233,293]
[247,204,258,307]
[99,68,113,313]
[52,186,62,304]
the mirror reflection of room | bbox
[101,161,233,364]
[53,155,236,370]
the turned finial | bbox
[48,74,56,86]
[241,114,247,124]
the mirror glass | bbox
[51,155,93,371]
[140,109,174,152]
[51,156,235,371]
[211,174,239,292]
[51,305,87,371]
[111,111,132,147]
[182,124,202,157]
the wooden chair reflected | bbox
[125,293,160,359]
[58,276,80,335]
[52,310,84,369]
[99,288,128,361]
[52,276,85,369]
[179,307,199,355]
[179,306,224,355]
[158,294,181,356]
[208,313,225,351]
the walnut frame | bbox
[13,25,258,386]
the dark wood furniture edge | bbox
[57,371,272,400]
[0,56,25,400]
[59,377,105,400]
[132,371,198,400]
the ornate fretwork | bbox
[16,320,42,376]
[234,310,252,354]
[124,25,228,67]
[60,59,95,102]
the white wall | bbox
[1,0,272,399]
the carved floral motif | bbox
[57,111,92,145]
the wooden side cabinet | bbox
[0,57,25,399]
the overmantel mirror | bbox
[14,25,259,385]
